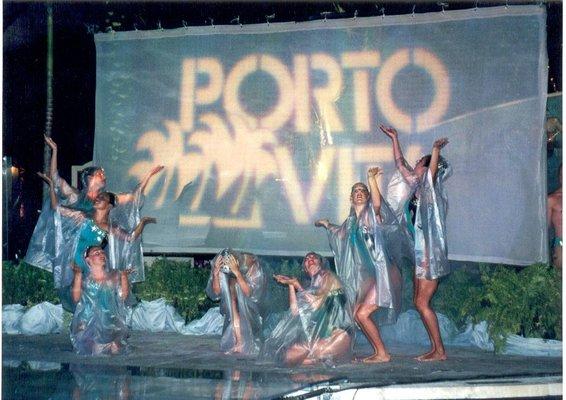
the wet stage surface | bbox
[3,332,562,399]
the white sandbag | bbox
[27,361,61,371]
[503,334,562,357]
[2,304,26,334]
[20,302,63,335]
[380,310,459,345]
[451,320,494,351]
[182,307,223,335]
[130,298,186,332]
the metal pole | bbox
[42,3,53,201]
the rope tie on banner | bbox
[321,11,332,22]
[437,2,448,13]
[231,16,242,28]
[353,10,358,19]
[157,20,164,31]
[209,18,215,28]
[505,0,509,9]
[380,7,386,19]
[412,4,416,18]
[474,1,478,12]
[133,23,138,31]
[265,14,275,26]
[182,20,189,30]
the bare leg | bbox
[227,282,244,354]
[310,329,352,362]
[553,245,562,269]
[284,343,310,366]
[353,282,391,363]
[414,277,446,361]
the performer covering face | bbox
[70,246,130,355]
[380,124,451,362]
[206,249,267,355]
[315,168,403,363]
[262,252,353,366]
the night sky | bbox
[3,1,562,259]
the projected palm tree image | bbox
[128,120,196,207]
[188,113,279,214]
[130,113,279,218]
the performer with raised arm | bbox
[206,249,267,355]
[263,252,353,366]
[25,135,163,276]
[70,245,131,355]
[379,124,451,362]
[315,167,402,363]
[38,172,155,311]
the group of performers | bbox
[25,125,451,364]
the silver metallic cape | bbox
[70,271,128,355]
[326,201,403,325]
[387,158,452,280]
[205,251,267,355]
[25,177,147,290]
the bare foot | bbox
[416,351,446,362]
[362,353,391,363]
[225,343,244,354]
[414,349,435,361]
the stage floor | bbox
[2,331,562,399]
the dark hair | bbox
[83,245,105,259]
[79,166,103,190]
[303,251,324,266]
[106,192,117,207]
[350,182,369,196]
[418,155,448,171]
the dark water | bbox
[2,360,342,400]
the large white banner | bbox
[94,6,548,264]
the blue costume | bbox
[70,270,128,355]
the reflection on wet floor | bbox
[2,360,340,400]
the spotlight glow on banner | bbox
[94,6,548,264]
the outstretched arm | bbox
[367,167,383,223]
[128,216,157,242]
[37,172,58,210]
[116,165,164,204]
[429,138,449,181]
[379,124,419,184]
[44,136,79,198]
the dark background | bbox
[3,1,562,259]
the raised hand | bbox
[314,219,330,229]
[367,167,382,178]
[378,125,398,140]
[37,172,53,186]
[433,138,449,150]
[44,135,57,151]
[141,216,157,225]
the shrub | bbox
[132,258,215,323]
[2,261,59,306]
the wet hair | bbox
[83,244,106,260]
[96,191,116,207]
[417,155,448,171]
[303,251,324,267]
[350,182,369,196]
[79,166,104,190]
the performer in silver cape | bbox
[38,172,156,311]
[380,124,451,361]
[25,136,162,307]
[262,252,354,366]
[70,245,130,355]
[315,167,403,363]
[206,249,267,355]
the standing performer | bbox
[70,245,130,355]
[263,252,353,366]
[315,167,402,363]
[379,124,451,361]
[547,165,562,269]
[206,249,267,355]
